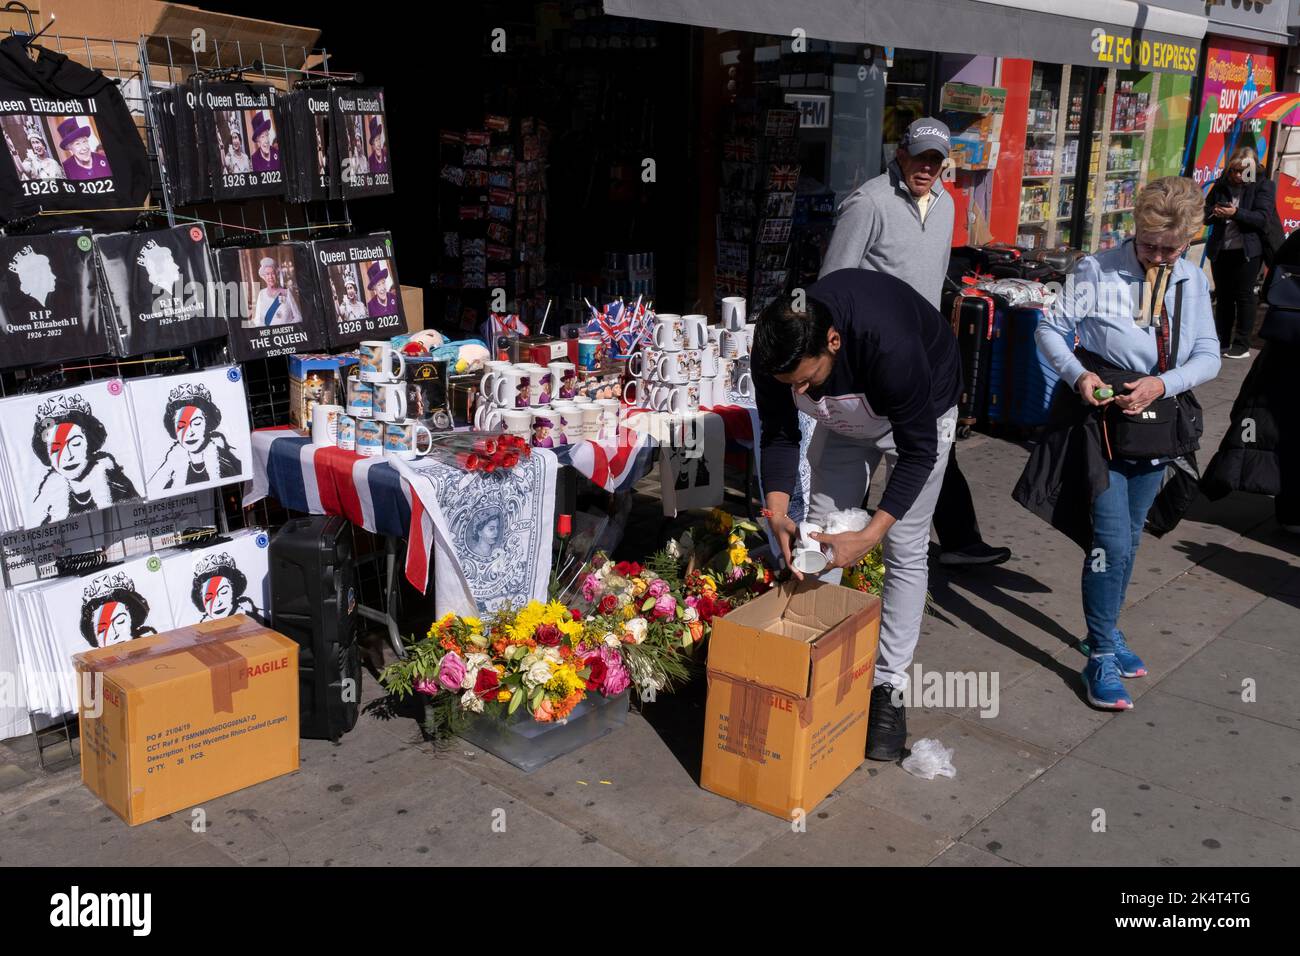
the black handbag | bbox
[1077,278,1203,460]
[1259,263,1300,346]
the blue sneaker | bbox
[1083,654,1134,711]
[1079,630,1147,678]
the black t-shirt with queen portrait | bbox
[200,81,286,201]
[0,229,108,367]
[0,36,151,232]
[93,223,227,357]
[310,233,405,347]
[215,241,329,361]
[331,87,392,199]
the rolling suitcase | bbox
[998,306,1072,429]
[270,515,361,742]
[948,288,1002,437]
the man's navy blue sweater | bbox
[755,269,963,520]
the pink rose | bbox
[598,646,631,696]
[646,578,669,598]
[413,677,440,696]
[581,573,602,603]
[437,652,466,692]
[653,593,677,619]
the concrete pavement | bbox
[1,353,1296,866]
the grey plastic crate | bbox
[456,690,630,773]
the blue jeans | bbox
[1082,460,1166,654]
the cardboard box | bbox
[74,615,299,826]
[288,353,357,429]
[400,284,424,336]
[701,580,879,819]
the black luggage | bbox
[269,515,361,742]
[948,287,1002,436]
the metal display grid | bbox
[0,6,397,765]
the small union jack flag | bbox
[767,164,800,190]
[723,137,757,162]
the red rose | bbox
[473,668,500,697]
[598,594,619,615]
[569,607,583,621]
[535,622,561,647]
[614,561,643,577]
[583,654,608,690]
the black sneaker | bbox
[866,683,907,761]
[939,541,1012,567]
[1222,346,1251,359]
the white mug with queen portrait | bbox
[359,339,406,383]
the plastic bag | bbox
[901,738,956,780]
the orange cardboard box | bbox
[701,580,880,819]
[74,615,299,826]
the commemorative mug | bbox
[650,385,686,414]
[579,403,603,440]
[701,338,720,376]
[720,296,747,331]
[577,337,602,371]
[683,348,703,381]
[549,361,578,400]
[383,419,434,460]
[650,313,684,350]
[481,365,532,408]
[517,362,550,407]
[345,378,375,417]
[473,399,502,431]
[720,327,748,359]
[337,414,356,451]
[697,376,718,408]
[550,402,578,446]
[627,348,660,379]
[530,407,558,447]
[356,419,385,458]
[497,408,533,439]
[310,404,343,446]
[359,340,407,383]
[372,382,408,422]
[682,314,709,349]
[622,378,648,407]
[655,350,689,384]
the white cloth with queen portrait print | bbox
[394,449,557,617]
[8,552,174,718]
[161,527,270,628]
[126,365,253,502]
[0,378,146,532]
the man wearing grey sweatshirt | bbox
[818,117,1011,570]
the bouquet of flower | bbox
[575,551,706,655]
[677,508,775,608]
[377,597,688,743]
[842,544,886,596]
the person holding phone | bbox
[1204,146,1281,359]
[1033,178,1220,710]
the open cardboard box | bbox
[701,579,880,819]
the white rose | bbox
[602,631,620,648]
[682,605,699,623]
[462,652,491,691]
[624,617,648,644]
[460,689,484,713]
[542,646,563,665]
[665,538,681,560]
[525,660,554,688]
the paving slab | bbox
[1158,635,1300,730]
[733,794,950,867]
[928,840,1019,867]
[1070,690,1299,830]
[837,714,1057,838]
[973,756,1300,866]
[1220,598,1300,657]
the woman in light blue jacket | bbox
[1036,177,1221,710]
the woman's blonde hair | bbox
[1227,145,1259,172]
[1134,176,1204,243]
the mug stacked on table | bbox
[342,340,433,459]
[474,358,615,446]
[627,305,753,412]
